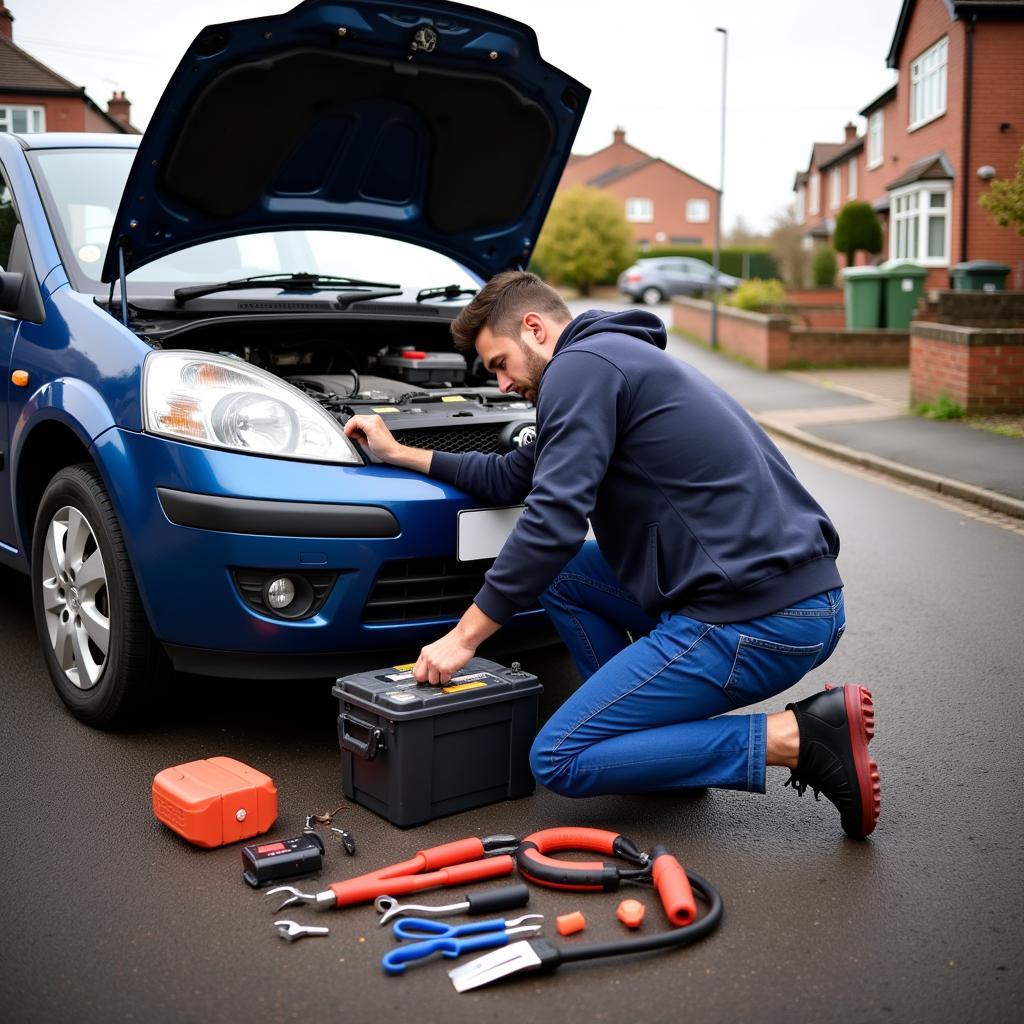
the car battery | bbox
[333,657,542,828]
[377,348,466,386]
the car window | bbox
[0,168,18,271]
[30,148,477,295]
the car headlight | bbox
[143,351,362,464]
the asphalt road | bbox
[3,319,1023,1022]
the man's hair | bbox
[451,270,571,353]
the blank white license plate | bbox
[457,506,525,561]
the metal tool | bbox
[267,835,518,912]
[383,915,543,974]
[330,826,356,856]
[375,882,531,925]
[274,920,330,943]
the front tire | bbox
[641,286,664,305]
[31,464,167,727]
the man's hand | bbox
[343,414,402,462]
[413,603,502,685]
[413,626,478,686]
[343,414,432,473]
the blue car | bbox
[0,0,589,725]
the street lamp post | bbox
[709,26,727,350]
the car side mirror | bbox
[0,268,24,311]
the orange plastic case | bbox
[152,757,278,848]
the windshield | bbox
[31,148,478,296]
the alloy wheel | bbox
[39,505,110,689]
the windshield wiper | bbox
[173,272,401,306]
[416,283,478,303]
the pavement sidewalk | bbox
[663,335,1024,518]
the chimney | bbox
[0,4,14,42]
[844,121,857,142]
[107,90,132,129]
[612,126,626,146]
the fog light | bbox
[266,577,296,609]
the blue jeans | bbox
[530,541,846,796]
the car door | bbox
[0,166,20,548]
[657,260,690,297]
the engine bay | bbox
[145,313,537,455]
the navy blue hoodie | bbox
[428,309,841,625]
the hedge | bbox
[635,246,777,280]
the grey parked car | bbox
[618,257,741,304]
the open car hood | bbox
[102,0,589,283]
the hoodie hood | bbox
[555,308,668,355]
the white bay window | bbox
[890,182,951,265]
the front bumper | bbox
[93,428,549,666]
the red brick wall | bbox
[969,20,1024,290]
[674,297,909,369]
[599,159,718,248]
[673,298,789,369]
[787,328,909,366]
[911,324,1024,411]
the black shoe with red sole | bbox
[784,684,880,839]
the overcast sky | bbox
[15,0,900,234]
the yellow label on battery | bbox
[372,406,400,413]
[441,395,467,403]
[442,681,488,694]
[392,663,416,671]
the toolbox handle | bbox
[340,712,385,761]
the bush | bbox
[912,394,965,421]
[833,201,883,267]
[726,278,788,311]
[811,247,838,287]
[532,186,634,295]
[637,245,776,280]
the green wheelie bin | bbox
[880,260,927,329]
[842,266,886,328]
[950,260,1010,292]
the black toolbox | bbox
[333,657,542,828]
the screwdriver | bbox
[375,883,530,925]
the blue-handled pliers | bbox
[382,915,544,975]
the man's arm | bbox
[344,413,536,505]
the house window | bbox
[867,111,883,169]
[626,197,653,222]
[890,183,951,264]
[910,37,947,129]
[0,105,45,134]
[848,159,858,199]
[829,167,841,210]
[809,174,820,215]
[686,198,710,223]
[795,186,805,224]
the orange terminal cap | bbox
[617,899,646,928]
[555,911,587,935]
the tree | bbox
[531,186,634,296]
[979,145,1024,236]
[768,203,810,288]
[726,215,766,246]
[833,201,883,267]
[811,246,838,287]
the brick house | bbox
[0,3,138,135]
[792,0,1024,289]
[559,127,720,249]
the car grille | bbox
[362,556,495,623]
[392,425,505,454]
